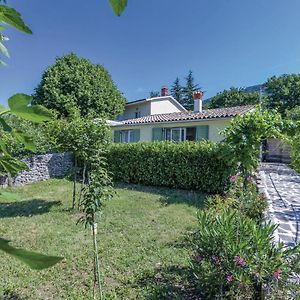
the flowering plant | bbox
[191,209,300,299]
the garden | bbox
[1,2,300,300]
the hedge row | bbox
[107,141,236,194]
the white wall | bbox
[113,119,231,143]
[150,98,183,115]
[123,102,151,120]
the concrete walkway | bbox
[258,163,300,247]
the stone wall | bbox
[1,153,74,187]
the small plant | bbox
[191,209,300,299]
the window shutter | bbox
[152,128,164,141]
[196,125,209,141]
[133,129,140,142]
[113,130,121,143]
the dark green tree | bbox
[170,77,183,103]
[182,70,200,110]
[149,91,160,98]
[32,53,126,118]
[208,87,260,109]
[264,74,300,115]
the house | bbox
[110,87,255,143]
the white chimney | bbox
[193,91,204,113]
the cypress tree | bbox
[170,77,183,104]
[183,70,200,110]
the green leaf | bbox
[0,139,9,155]
[8,94,53,123]
[0,238,63,270]
[0,5,32,34]
[109,0,127,16]
[13,131,36,152]
[0,155,28,176]
[0,41,8,57]
[0,117,12,132]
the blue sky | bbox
[1,0,300,105]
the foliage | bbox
[149,91,160,98]
[208,87,260,109]
[0,3,32,64]
[264,74,300,116]
[291,132,300,173]
[107,141,236,194]
[191,209,300,299]
[221,109,285,182]
[109,0,128,16]
[170,77,183,103]
[32,53,126,118]
[182,70,201,110]
[207,175,267,221]
[286,105,300,120]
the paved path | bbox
[258,163,300,247]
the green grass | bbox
[0,179,206,299]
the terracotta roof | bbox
[120,105,256,125]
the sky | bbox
[1,0,300,105]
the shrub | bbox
[107,141,236,194]
[291,132,300,173]
[191,209,300,299]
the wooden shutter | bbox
[152,128,164,141]
[196,125,209,141]
[133,129,140,142]
[113,130,121,143]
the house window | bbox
[186,127,196,141]
[135,111,141,118]
[120,130,134,143]
[164,128,187,142]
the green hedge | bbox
[107,141,236,194]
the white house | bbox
[110,87,255,143]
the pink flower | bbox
[212,255,221,265]
[273,268,281,280]
[194,255,201,264]
[229,175,237,183]
[226,272,234,283]
[234,256,246,267]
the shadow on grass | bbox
[116,183,206,209]
[1,291,23,300]
[133,265,201,300]
[0,199,61,218]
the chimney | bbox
[161,86,169,97]
[193,91,204,113]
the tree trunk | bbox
[79,161,86,209]
[72,156,77,210]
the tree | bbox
[264,74,300,115]
[149,91,160,98]
[32,53,126,118]
[170,77,183,103]
[208,87,260,109]
[182,70,200,110]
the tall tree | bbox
[170,77,183,103]
[208,87,260,109]
[264,74,300,116]
[32,53,126,118]
[182,70,200,110]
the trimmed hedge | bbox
[107,141,236,194]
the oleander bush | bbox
[191,209,300,299]
[107,141,237,194]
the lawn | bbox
[0,179,205,299]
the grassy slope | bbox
[0,180,205,300]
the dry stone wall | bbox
[0,153,74,187]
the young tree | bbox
[182,70,201,110]
[170,77,183,103]
[264,74,300,115]
[32,53,126,118]
[209,87,260,109]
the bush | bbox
[107,141,236,194]
[191,209,300,299]
[291,133,300,173]
[207,175,268,221]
